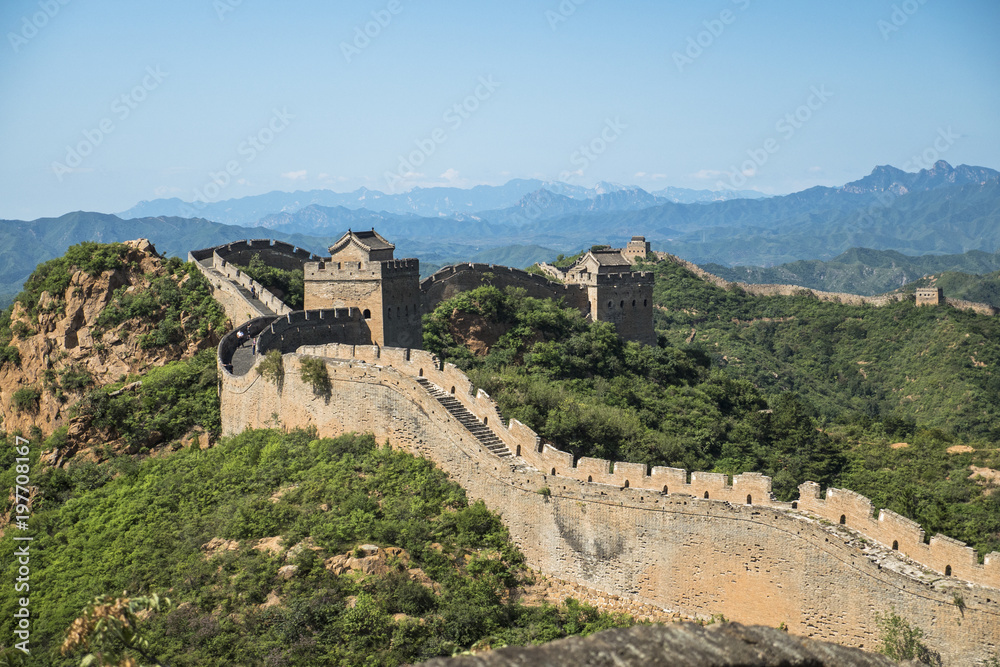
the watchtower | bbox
[915,287,943,307]
[565,249,656,346]
[303,230,422,348]
[621,236,651,264]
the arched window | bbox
[663,485,668,494]
[791,501,798,509]
[620,300,625,308]
[624,480,630,488]
[839,515,846,525]
[515,445,521,456]
[607,301,613,308]
[483,416,488,426]
[746,494,752,505]
[643,299,648,307]
[588,475,593,483]
[945,565,952,576]
[418,368,423,377]
[632,299,636,307]
[450,386,455,394]
[363,309,371,319]
[892,540,898,550]
[704,491,709,499]
[550,468,556,476]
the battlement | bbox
[252,339,1000,590]
[798,482,1000,587]
[305,258,420,280]
[420,263,565,291]
[591,271,655,286]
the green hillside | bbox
[424,281,1000,560]
[0,244,634,666]
[0,212,335,309]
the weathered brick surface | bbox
[203,239,1000,664]
[219,342,1000,665]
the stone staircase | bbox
[416,378,512,458]
[198,257,278,318]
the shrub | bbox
[0,345,20,368]
[12,387,41,413]
[299,357,331,396]
[59,365,93,392]
[256,349,284,385]
[875,608,939,664]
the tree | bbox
[62,594,171,667]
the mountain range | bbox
[118,180,766,227]
[2,161,998,307]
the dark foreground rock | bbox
[416,622,912,667]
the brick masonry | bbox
[198,241,1000,664]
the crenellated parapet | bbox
[798,482,1000,588]
[206,237,1000,663]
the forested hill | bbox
[424,267,1000,563]
[647,257,1000,437]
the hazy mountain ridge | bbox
[117,180,768,227]
[702,247,1000,299]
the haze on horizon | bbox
[1,0,998,220]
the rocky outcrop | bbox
[417,622,910,667]
[0,239,219,440]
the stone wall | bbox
[420,263,657,344]
[658,252,998,315]
[188,252,275,325]
[219,344,1000,664]
[420,263,591,315]
[589,273,656,345]
[205,239,321,272]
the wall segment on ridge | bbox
[205,241,1000,663]
[217,335,1000,665]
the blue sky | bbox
[1,0,998,219]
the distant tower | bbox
[621,236,651,264]
[303,230,422,348]
[915,287,943,307]
[565,248,656,346]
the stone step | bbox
[415,378,512,458]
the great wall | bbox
[191,236,1000,664]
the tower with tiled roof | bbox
[304,229,421,348]
[564,247,656,346]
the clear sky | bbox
[1,0,998,220]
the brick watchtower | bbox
[303,230,422,348]
[565,249,656,346]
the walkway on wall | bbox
[416,378,512,458]
[231,344,256,376]
[198,257,279,318]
